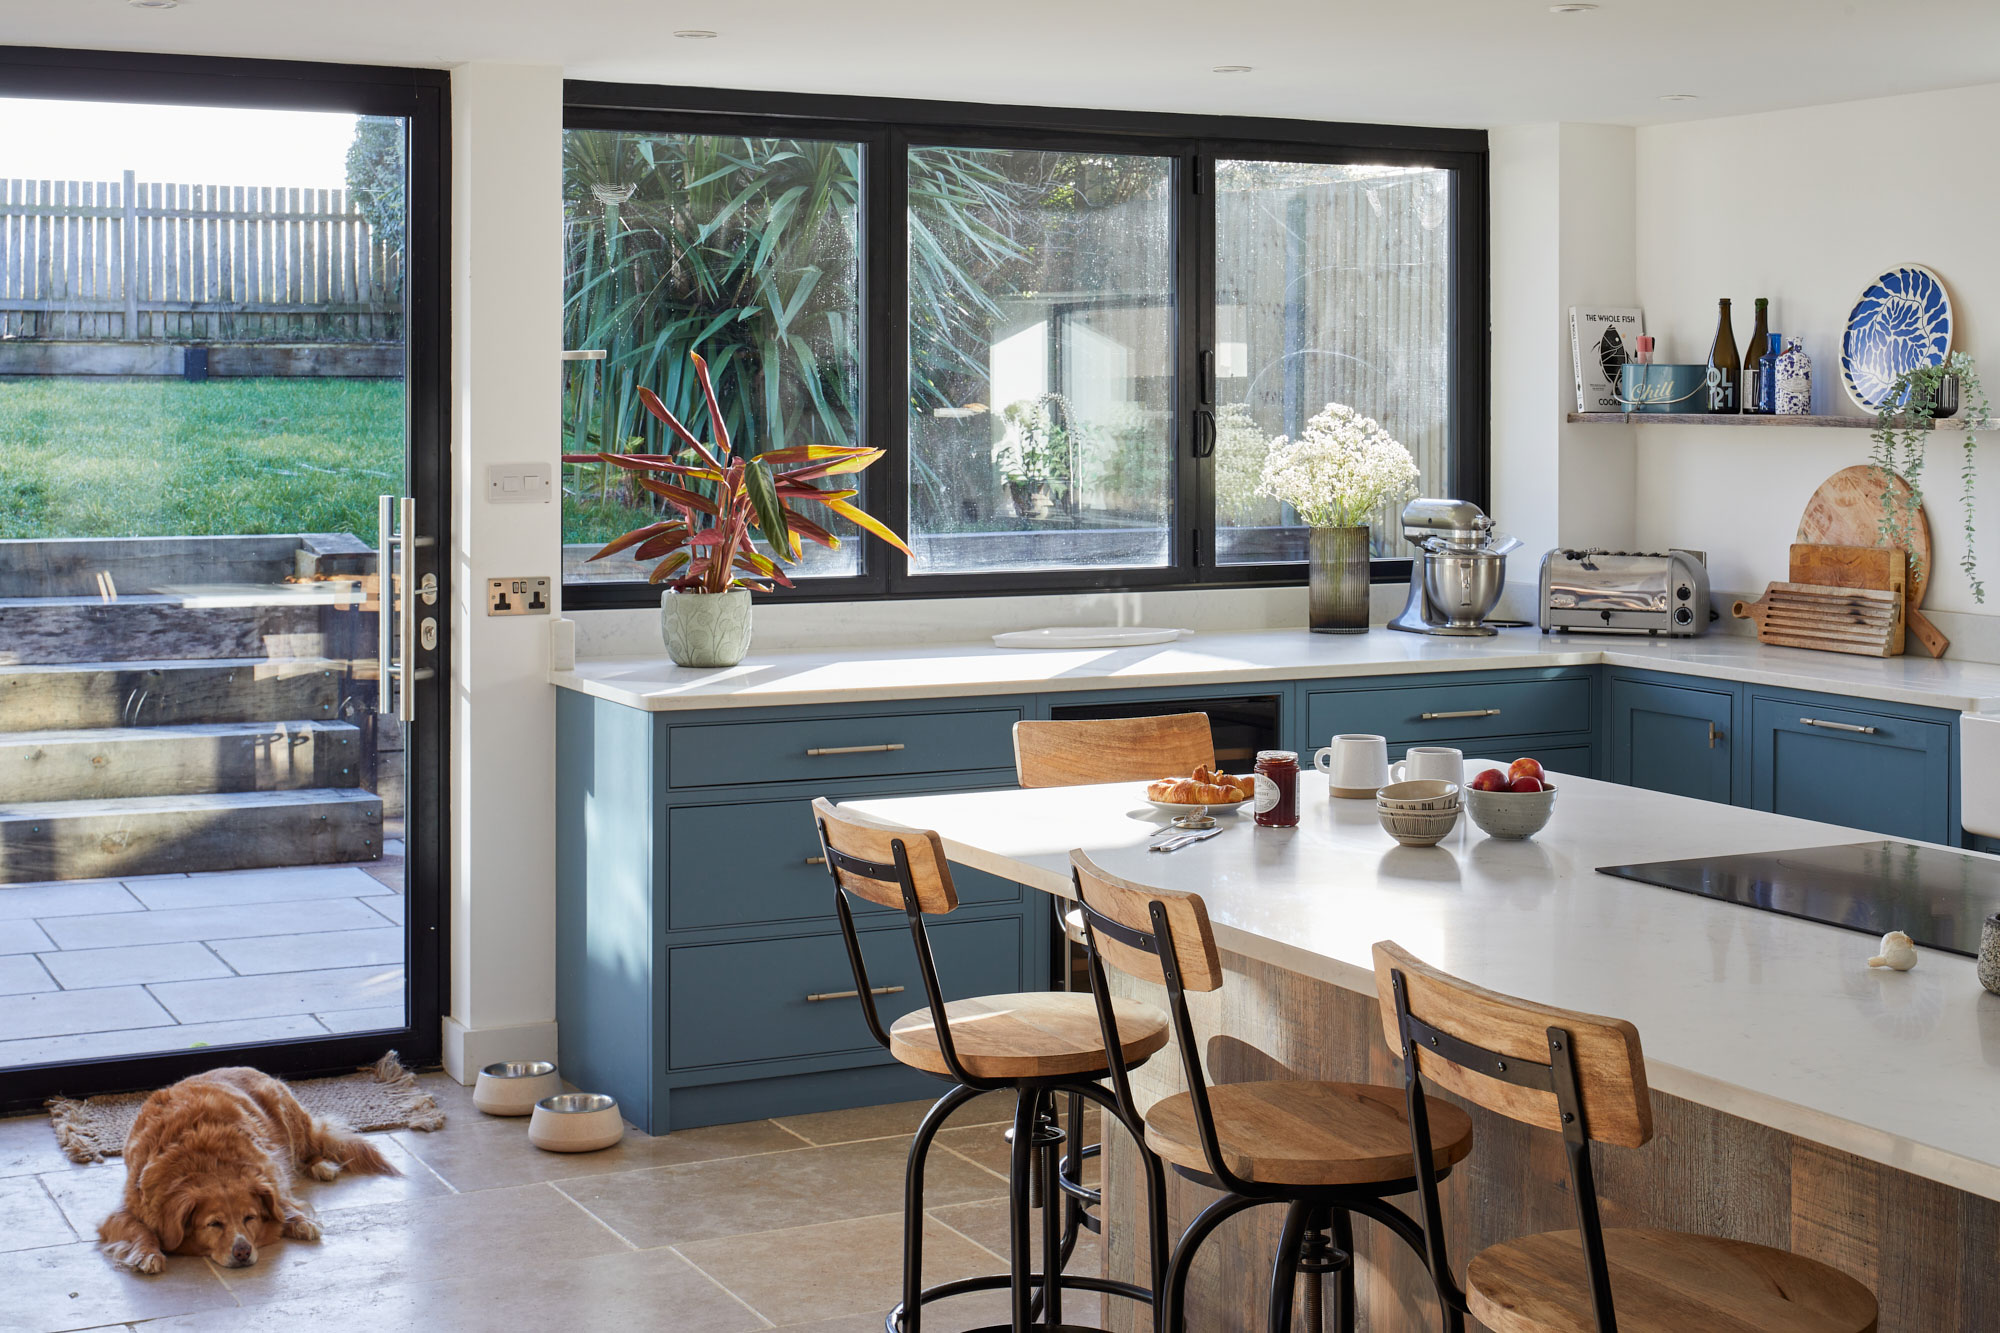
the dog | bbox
[99,1066,399,1273]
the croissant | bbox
[1148,772,1255,804]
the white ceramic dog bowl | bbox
[1464,783,1557,840]
[473,1060,561,1116]
[529,1092,625,1153]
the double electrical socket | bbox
[488,577,551,616]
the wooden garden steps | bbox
[0,788,383,883]
[0,721,362,802]
[0,657,343,731]
[0,588,339,666]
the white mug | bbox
[1315,734,1389,797]
[1390,746,1464,788]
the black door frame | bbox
[0,46,451,1110]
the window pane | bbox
[907,147,1174,575]
[1214,162,1453,564]
[561,131,864,584]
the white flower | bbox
[1254,404,1419,529]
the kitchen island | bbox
[845,770,2000,1332]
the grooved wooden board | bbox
[1733,582,1905,657]
[1795,466,1948,657]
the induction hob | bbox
[1596,841,2000,957]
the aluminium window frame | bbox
[563,81,1488,611]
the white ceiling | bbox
[4,0,1999,129]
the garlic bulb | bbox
[1867,931,1919,971]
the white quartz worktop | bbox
[553,625,2000,714]
[845,772,2000,1202]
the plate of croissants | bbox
[1145,766,1257,813]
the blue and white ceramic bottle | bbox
[1774,338,1812,415]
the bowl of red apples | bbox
[1463,757,1556,840]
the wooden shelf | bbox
[1567,412,1993,430]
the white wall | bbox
[1633,83,2000,623]
[444,64,565,1081]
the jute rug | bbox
[45,1051,447,1164]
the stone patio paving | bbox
[0,842,405,1070]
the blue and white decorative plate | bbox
[1841,264,1953,410]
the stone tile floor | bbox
[0,843,406,1070]
[0,1074,1108,1332]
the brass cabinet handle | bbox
[1420,708,1501,721]
[1708,721,1722,749]
[806,743,907,756]
[805,985,905,1003]
[804,855,826,866]
[1799,717,1877,735]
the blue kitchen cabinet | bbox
[556,688,1046,1134]
[1607,673,1737,805]
[1748,688,1957,845]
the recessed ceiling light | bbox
[1212,65,1254,74]
[1658,92,1700,102]
[673,29,718,39]
[128,0,180,8]
[1548,3,1599,11]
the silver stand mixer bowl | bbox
[1421,548,1507,635]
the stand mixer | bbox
[1386,497,1520,637]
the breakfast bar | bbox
[844,768,2000,1332]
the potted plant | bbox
[566,351,912,667]
[1255,403,1420,633]
[1869,351,1990,604]
[998,396,1076,520]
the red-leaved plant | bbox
[563,351,911,592]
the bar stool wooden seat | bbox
[1373,941,1878,1333]
[1012,712,1216,1256]
[811,799,1171,1333]
[1070,853,1473,1333]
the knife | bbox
[1151,827,1224,853]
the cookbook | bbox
[1569,306,1646,412]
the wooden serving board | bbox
[1794,465,1948,657]
[1732,581,1905,657]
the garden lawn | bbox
[0,377,405,543]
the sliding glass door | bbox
[0,51,447,1103]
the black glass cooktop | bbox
[1596,841,2000,957]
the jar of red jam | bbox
[1253,749,1300,828]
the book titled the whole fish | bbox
[1569,307,1646,412]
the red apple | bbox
[1508,757,1545,783]
[1468,768,1509,792]
[1508,775,1545,794]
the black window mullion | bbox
[877,129,913,593]
[1450,156,1491,516]
[1185,146,1217,582]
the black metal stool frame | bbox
[816,817,1168,1333]
[1075,878,1450,1333]
[1388,967,1610,1333]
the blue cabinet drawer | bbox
[666,915,1024,1069]
[667,707,1021,788]
[1750,694,1952,844]
[666,796,1020,930]
[1307,674,1591,747]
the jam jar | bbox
[1253,749,1300,828]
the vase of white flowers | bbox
[1256,404,1420,634]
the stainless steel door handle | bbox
[378,495,436,723]
[1800,717,1877,735]
[806,743,906,756]
[805,985,905,1003]
[1420,708,1501,721]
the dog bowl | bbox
[1375,779,1460,811]
[1464,783,1557,840]
[528,1092,625,1153]
[474,1060,561,1116]
[1376,803,1461,847]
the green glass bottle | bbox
[1742,298,1771,414]
[1707,299,1742,414]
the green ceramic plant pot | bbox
[661,588,753,668]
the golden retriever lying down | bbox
[99,1067,398,1273]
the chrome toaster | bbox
[1538,548,1711,636]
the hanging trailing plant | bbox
[1868,351,1989,604]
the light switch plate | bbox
[485,462,552,503]
[487,576,551,616]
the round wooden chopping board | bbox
[1795,464,1932,607]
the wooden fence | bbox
[0,171,402,343]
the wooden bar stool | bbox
[1373,941,1880,1333]
[811,798,1174,1332]
[1012,712,1216,1264]
[1069,853,1475,1333]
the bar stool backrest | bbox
[1069,851,1270,1197]
[1013,713,1215,788]
[1372,940,1653,1333]
[811,797,984,1085]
